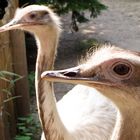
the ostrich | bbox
[42,46,140,140]
[0,5,117,140]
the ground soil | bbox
[30,0,140,139]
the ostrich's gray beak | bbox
[0,19,43,33]
[41,66,82,84]
[0,19,21,32]
[41,66,108,86]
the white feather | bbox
[57,85,117,140]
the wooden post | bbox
[9,0,30,116]
[0,31,13,140]
[0,83,11,140]
[0,0,30,139]
[10,30,30,116]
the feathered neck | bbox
[34,26,70,140]
[102,87,140,140]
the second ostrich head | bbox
[42,46,140,108]
[42,45,140,139]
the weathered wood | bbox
[10,30,30,116]
[0,0,30,139]
[0,81,10,140]
[0,1,18,139]
[8,0,30,117]
[0,31,13,140]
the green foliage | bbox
[0,71,22,86]
[0,71,22,106]
[0,72,39,140]
[36,0,107,15]
[14,114,40,140]
[75,38,100,54]
[28,71,35,96]
[19,0,107,31]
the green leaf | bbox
[15,135,31,140]
[18,126,26,131]
[3,96,21,104]
[17,123,26,126]
[25,133,33,136]
[0,71,23,83]
[1,89,11,95]
[18,117,28,121]
[26,116,33,124]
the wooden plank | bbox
[8,0,30,117]
[0,80,8,140]
[0,0,30,139]
[0,97,11,140]
[10,30,30,116]
[0,0,29,139]
[0,32,12,140]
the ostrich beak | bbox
[0,19,22,32]
[41,66,82,83]
[41,66,111,86]
[0,19,39,32]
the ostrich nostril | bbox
[63,72,77,77]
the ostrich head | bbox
[42,46,140,107]
[0,5,61,35]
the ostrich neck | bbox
[111,94,140,140]
[34,28,69,140]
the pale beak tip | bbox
[41,71,56,79]
[0,27,6,32]
[41,72,48,79]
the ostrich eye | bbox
[113,64,130,75]
[29,13,36,19]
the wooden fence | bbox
[0,0,30,139]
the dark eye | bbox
[29,13,36,19]
[113,64,130,75]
